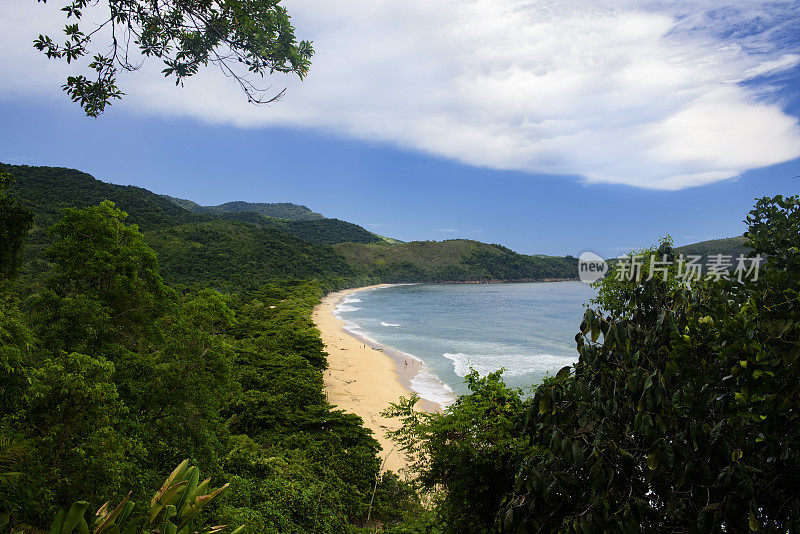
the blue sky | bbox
[1,1,799,257]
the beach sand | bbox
[313,285,440,474]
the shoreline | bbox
[313,279,582,473]
[313,284,442,475]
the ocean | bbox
[334,281,596,406]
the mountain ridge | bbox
[159,194,325,220]
[7,162,751,288]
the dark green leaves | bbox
[499,195,800,533]
[34,0,314,116]
[0,172,35,281]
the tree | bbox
[0,172,34,280]
[38,200,171,351]
[24,351,133,517]
[33,0,314,116]
[745,194,799,270]
[385,371,536,533]
[500,195,800,532]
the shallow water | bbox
[335,281,596,404]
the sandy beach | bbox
[313,284,441,474]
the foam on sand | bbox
[443,352,578,378]
[334,304,361,314]
[410,367,456,407]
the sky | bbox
[1,0,800,257]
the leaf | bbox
[647,451,660,471]
[94,493,132,534]
[63,502,90,534]
[539,394,551,415]
[644,373,654,390]
[749,510,759,531]
[50,510,66,534]
[152,459,189,508]
[556,366,571,380]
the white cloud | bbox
[1,0,800,189]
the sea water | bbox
[334,281,596,406]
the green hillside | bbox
[676,235,751,258]
[334,240,578,282]
[6,163,578,285]
[207,212,385,245]
[146,220,358,289]
[3,163,185,231]
[5,164,389,283]
[160,194,324,220]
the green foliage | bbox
[0,437,29,530]
[590,236,680,319]
[275,218,384,246]
[384,372,536,533]
[25,351,132,512]
[217,282,387,530]
[379,512,446,534]
[500,195,800,532]
[49,460,242,534]
[0,294,34,413]
[0,438,27,485]
[45,201,170,332]
[0,171,34,280]
[367,471,425,527]
[162,213,382,246]
[1,201,399,532]
[745,194,799,270]
[334,240,578,283]
[159,197,324,221]
[33,0,312,116]
[4,164,185,233]
[146,221,356,290]
[7,163,576,287]
[675,235,751,259]
[4,163,379,288]
[218,437,357,534]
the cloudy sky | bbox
[1,0,799,255]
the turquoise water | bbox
[334,281,596,405]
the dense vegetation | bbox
[6,161,791,533]
[385,194,800,532]
[0,199,416,532]
[159,196,324,221]
[675,235,751,259]
[334,241,578,283]
[145,220,361,290]
[6,164,577,285]
[3,164,186,232]
[204,213,385,246]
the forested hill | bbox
[676,235,750,258]
[334,240,579,282]
[4,163,186,231]
[146,221,357,288]
[5,162,579,287]
[160,194,325,220]
[4,164,377,243]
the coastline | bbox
[313,284,442,474]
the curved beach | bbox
[313,285,441,474]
